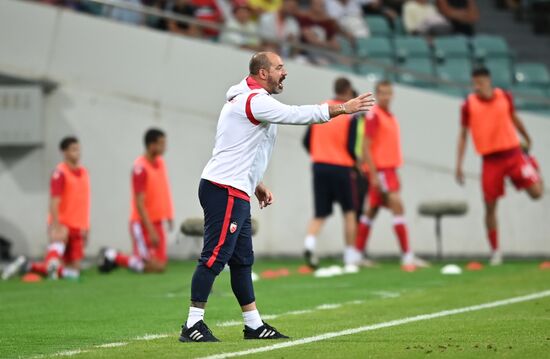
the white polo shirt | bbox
[201,76,331,196]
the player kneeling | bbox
[2,137,90,280]
[98,128,173,274]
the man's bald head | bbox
[248,52,287,94]
[249,52,277,75]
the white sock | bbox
[104,248,117,261]
[304,235,316,251]
[61,268,80,279]
[48,242,66,256]
[243,309,263,330]
[128,256,144,273]
[344,246,359,265]
[402,251,414,263]
[186,307,205,328]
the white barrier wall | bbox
[1,0,549,258]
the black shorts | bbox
[198,179,253,275]
[312,163,357,218]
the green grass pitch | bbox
[1,260,549,358]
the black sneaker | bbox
[244,321,289,340]
[179,320,220,342]
[304,250,319,269]
[97,247,117,273]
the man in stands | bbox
[98,128,174,274]
[354,81,429,269]
[2,137,90,280]
[455,67,543,265]
[302,77,362,270]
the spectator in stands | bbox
[166,0,202,36]
[403,0,452,36]
[191,0,224,37]
[258,0,301,57]
[325,0,370,38]
[436,0,479,36]
[296,0,343,63]
[103,0,145,25]
[219,1,261,50]
[360,0,399,27]
[248,0,283,14]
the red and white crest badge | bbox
[229,221,238,234]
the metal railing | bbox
[25,0,550,108]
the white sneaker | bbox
[489,251,503,266]
[401,253,430,268]
[343,264,360,274]
[47,258,61,280]
[1,256,27,280]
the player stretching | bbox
[354,81,428,269]
[455,67,543,265]
[302,77,362,270]
[2,137,90,280]
[99,129,174,273]
[179,52,374,342]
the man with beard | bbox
[178,52,374,342]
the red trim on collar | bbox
[246,76,263,90]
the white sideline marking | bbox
[54,349,89,357]
[199,290,550,359]
[95,342,128,348]
[216,300,365,327]
[135,334,169,340]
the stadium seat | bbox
[396,58,435,87]
[436,59,472,85]
[356,64,388,82]
[514,62,550,88]
[472,35,512,61]
[337,36,355,57]
[356,37,393,59]
[394,36,431,62]
[392,17,406,36]
[365,16,392,37]
[329,63,356,74]
[433,36,471,61]
[418,201,468,259]
[485,59,514,89]
[511,85,550,110]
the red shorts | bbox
[482,148,541,202]
[63,228,85,265]
[368,168,401,208]
[129,221,167,264]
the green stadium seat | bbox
[485,58,514,89]
[337,36,355,57]
[433,36,470,61]
[436,60,472,84]
[356,64,388,82]
[512,85,550,110]
[394,37,431,61]
[329,63,356,74]
[365,16,392,37]
[393,17,406,36]
[356,37,393,58]
[514,62,550,88]
[396,58,435,87]
[472,35,512,60]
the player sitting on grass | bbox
[98,129,174,274]
[2,137,90,280]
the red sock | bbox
[115,253,130,267]
[355,221,371,251]
[487,228,498,251]
[393,223,410,253]
[30,262,47,275]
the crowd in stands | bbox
[34,0,480,64]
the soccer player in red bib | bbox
[99,128,174,273]
[354,81,429,269]
[2,137,90,280]
[456,67,543,265]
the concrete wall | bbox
[1,0,549,259]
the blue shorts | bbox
[198,179,254,274]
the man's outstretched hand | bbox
[255,183,274,209]
[344,92,376,114]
